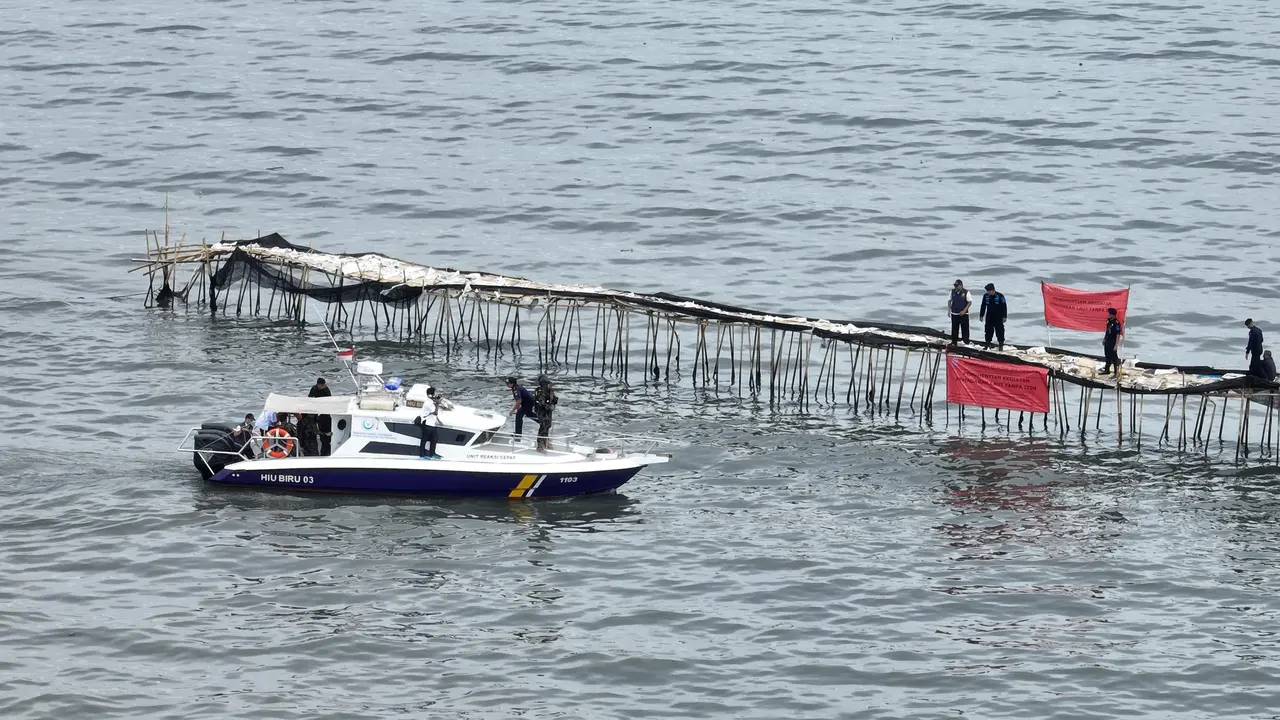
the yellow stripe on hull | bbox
[509,474,539,498]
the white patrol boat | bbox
[181,360,671,497]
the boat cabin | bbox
[259,360,507,460]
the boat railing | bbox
[178,427,305,459]
[593,433,676,456]
[474,429,675,457]
[476,429,581,456]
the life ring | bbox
[262,427,294,459]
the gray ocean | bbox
[3,0,1280,717]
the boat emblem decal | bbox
[362,418,375,430]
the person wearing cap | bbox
[947,279,972,345]
[1101,307,1124,375]
[979,283,1007,350]
[1246,319,1265,378]
[533,374,559,452]
[506,376,538,436]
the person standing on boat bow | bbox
[415,386,440,459]
[533,375,558,453]
[507,377,538,436]
[948,279,972,345]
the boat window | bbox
[384,422,474,446]
[360,442,428,457]
[473,431,495,445]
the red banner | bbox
[946,355,1049,414]
[1041,282,1129,332]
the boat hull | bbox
[207,458,651,497]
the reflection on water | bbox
[192,482,640,525]
[191,484,641,564]
[932,437,1123,563]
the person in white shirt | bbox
[253,411,276,433]
[415,387,440,459]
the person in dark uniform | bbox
[507,376,538,436]
[1101,308,1123,375]
[979,283,1007,350]
[308,377,333,455]
[533,375,558,452]
[1263,350,1277,382]
[297,413,319,456]
[947,279,971,345]
[1246,319,1265,378]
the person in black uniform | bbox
[1263,350,1277,382]
[1101,307,1123,375]
[308,377,333,455]
[947,280,971,345]
[507,377,539,436]
[297,413,319,456]
[1246,319,1265,378]
[979,283,1007,350]
[533,375,558,452]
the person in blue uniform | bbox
[947,279,971,345]
[507,376,538,435]
[979,283,1007,350]
[1101,307,1123,375]
[1246,318,1265,378]
[1263,350,1277,382]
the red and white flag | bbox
[336,347,355,362]
[1041,282,1129,332]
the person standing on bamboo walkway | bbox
[947,279,971,345]
[1101,308,1124,375]
[1245,319,1265,378]
[979,283,1007,350]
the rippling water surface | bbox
[4,1,1280,717]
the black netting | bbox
[211,246,422,310]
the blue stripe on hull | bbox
[207,465,642,497]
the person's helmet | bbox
[537,374,550,385]
[505,376,517,386]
